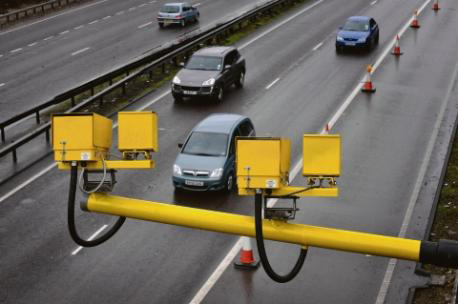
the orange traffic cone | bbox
[361,65,376,93]
[391,35,403,56]
[432,0,440,11]
[234,237,259,270]
[411,10,420,28]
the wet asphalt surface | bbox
[0,0,262,122]
[1,0,458,303]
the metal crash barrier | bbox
[52,112,458,282]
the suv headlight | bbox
[173,76,181,84]
[173,164,182,176]
[336,36,344,41]
[202,78,215,86]
[358,37,367,42]
[210,168,223,178]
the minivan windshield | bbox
[185,56,222,71]
[182,132,228,156]
[160,5,180,13]
[342,20,369,31]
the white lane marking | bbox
[128,7,136,11]
[138,21,153,29]
[116,11,125,15]
[74,25,84,30]
[0,54,3,58]
[265,77,280,90]
[0,0,108,36]
[71,47,90,56]
[189,238,244,303]
[10,48,22,53]
[43,36,54,41]
[28,42,38,47]
[370,0,377,5]
[149,0,156,3]
[0,163,57,203]
[59,30,69,35]
[102,15,111,20]
[194,2,201,7]
[88,20,99,25]
[375,5,454,304]
[71,225,108,255]
[312,41,323,51]
[138,3,147,7]
[0,83,5,87]
[239,0,324,50]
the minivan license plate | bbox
[185,180,204,186]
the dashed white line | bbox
[0,0,108,36]
[71,47,90,56]
[265,77,280,90]
[28,42,38,47]
[194,2,201,7]
[370,0,377,5]
[71,225,108,255]
[312,41,323,51]
[0,54,3,58]
[149,0,156,3]
[88,20,99,25]
[138,21,153,29]
[138,3,147,7]
[128,7,136,11]
[59,30,69,35]
[10,48,22,53]
[116,11,125,15]
[74,25,84,30]
[0,83,5,88]
[43,36,54,41]
[102,15,111,20]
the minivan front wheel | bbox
[224,172,234,193]
[235,71,245,89]
[214,87,224,103]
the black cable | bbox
[254,191,307,283]
[68,163,126,247]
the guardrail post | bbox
[71,96,76,106]
[122,83,127,95]
[35,111,40,124]
[1,127,5,143]
[149,70,153,80]
[90,87,95,96]
[45,129,50,143]
[13,149,17,163]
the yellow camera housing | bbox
[236,137,290,190]
[52,113,112,162]
[303,135,341,177]
[118,111,158,153]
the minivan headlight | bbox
[210,168,223,178]
[358,37,367,42]
[202,78,215,86]
[336,36,344,41]
[173,76,181,84]
[173,164,182,176]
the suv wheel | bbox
[214,87,224,103]
[158,23,164,29]
[173,94,183,103]
[235,71,245,89]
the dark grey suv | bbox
[172,113,255,192]
[171,46,246,103]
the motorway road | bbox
[1,0,458,303]
[0,0,263,122]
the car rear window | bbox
[343,20,369,31]
[160,5,180,13]
[182,132,228,156]
[185,56,222,71]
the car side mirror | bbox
[178,143,183,148]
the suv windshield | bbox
[185,56,222,71]
[343,20,369,31]
[182,132,228,156]
[160,5,180,13]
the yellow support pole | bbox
[84,193,420,261]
